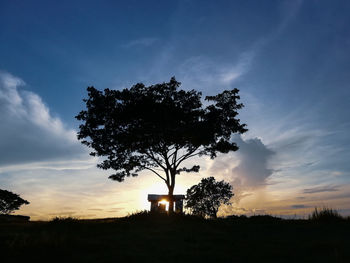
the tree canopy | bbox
[0,189,29,215]
[76,77,246,209]
[185,177,233,218]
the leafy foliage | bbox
[76,77,247,201]
[0,189,29,214]
[185,177,233,218]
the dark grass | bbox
[309,207,344,222]
[1,211,349,263]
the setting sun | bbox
[159,199,168,205]
[158,199,169,211]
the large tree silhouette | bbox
[0,189,29,215]
[76,77,247,211]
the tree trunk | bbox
[167,169,176,214]
[212,208,218,219]
[168,186,174,214]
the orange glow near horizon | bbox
[12,168,350,221]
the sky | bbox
[0,0,350,220]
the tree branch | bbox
[144,150,167,171]
[170,145,179,168]
[144,167,167,182]
[175,147,200,168]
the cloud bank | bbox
[0,71,87,166]
[230,135,275,188]
[208,135,275,207]
[210,135,274,187]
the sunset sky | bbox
[1,0,350,220]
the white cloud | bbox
[231,135,275,188]
[0,71,88,166]
[209,135,274,187]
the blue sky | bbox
[0,0,350,219]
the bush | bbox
[185,177,233,219]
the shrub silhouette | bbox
[185,177,233,218]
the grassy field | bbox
[1,212,349,263]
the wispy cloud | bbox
[303,185,340,194]
[290,204,311,209]
[122,37,158,48]
[175,51,255,94]
[172,0,302,94]
[220,51,255,85]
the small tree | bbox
[76,77,246,211]
[0,189,29,215]
[185,177,233,218]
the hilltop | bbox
[1,212,349,263]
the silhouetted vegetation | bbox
[76,77,247,211]
[0,214,30,222]
[1,212,349,263]
[0,189,29,214]
[50,216,79,223]
[185,177,233,218]
[309,207,344,222]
